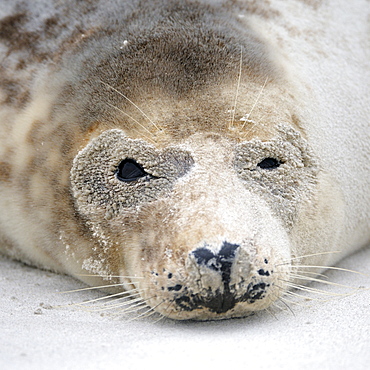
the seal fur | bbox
[0,0,369,320]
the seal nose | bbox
[192,241,240,283]
[179,241,240,314]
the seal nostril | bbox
[192,248,218,270]
[218,242,240,262]
[191,242,240,275]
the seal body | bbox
[0,0,369,320]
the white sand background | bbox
[1,246,369,370]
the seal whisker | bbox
[281,288,335,303]
[279,295,306,307]
[60,282,127,293]
[276,297,296,316]
[71,292,127,307]
[278,251,341,265]
[280,294,326,310]
[84,290,128,302]
[99,80,162,132]
[116,294,156,313]
[266,289,288,313]
[105,102,157,144]
[88,290,145,306]
[103,290,150,307]
[116,297,159,316]
[108,294,143,304]
[106,300,149,317]
[267,284,295,311]
[282,285,367,309]
[154,302,177,322]
[289,273,360,289]
[122,290,146,300]
[75,274,145,279]
[107,290,147,303]
[292,271,329,279]
[139,306,161,319]
[130,309,158,322]
[269,302,284,312]
[264,306,280,320]
[241,76,268,130]
[292,265,369,277]
[151,312,167,324]
[127,301,164,322]
[282,281,357,297]
[70,288,146,307]
[86,296,147,312]
[229,46,243,130]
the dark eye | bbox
[116,158,148,182]
[257,158,283,170]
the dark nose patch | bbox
[192,241,240,284]
[174,242,270,315]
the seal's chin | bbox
[135,240,291,321]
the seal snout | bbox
[168,240,267,316]
[151,236,288,320]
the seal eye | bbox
[257,158,283,170]
[116,158,148,182]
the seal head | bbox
[70,125,320,320]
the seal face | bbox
[69,126,318,319]
[0,0,369,320]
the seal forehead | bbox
[101,8,274,97]
[79,0,280,93]
[42,0,287,141]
